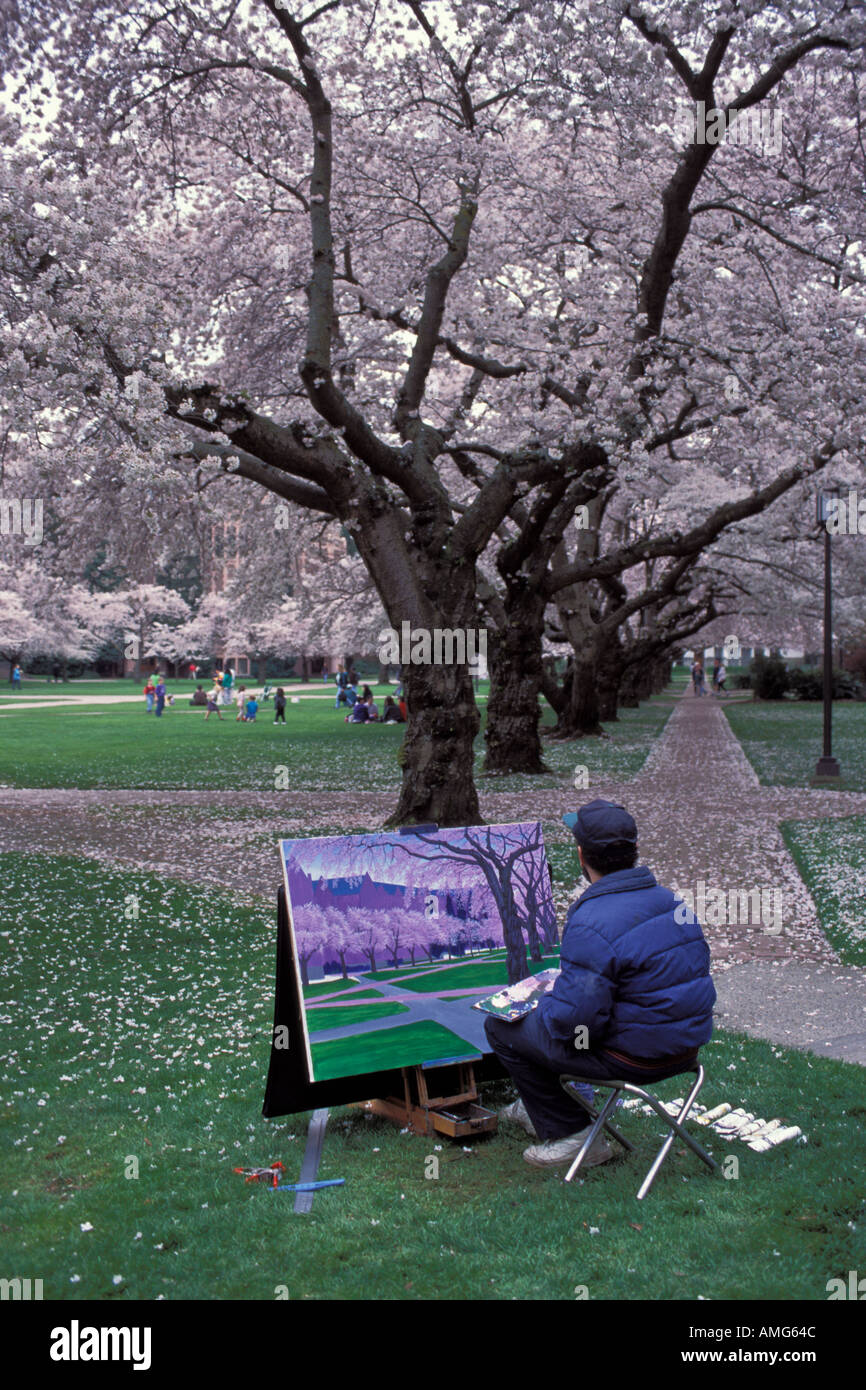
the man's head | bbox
[562,799,638,880]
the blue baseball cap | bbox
[562,799,637,851]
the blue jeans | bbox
[155,697,165,717]
[484,1010,696,1142]
[145,694,154,712]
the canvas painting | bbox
[280,822,558,1083]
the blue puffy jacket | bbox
[539,865,716,1057]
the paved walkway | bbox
[307,975,491,1051]
[1,691,864,1063]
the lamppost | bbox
[813,489,841,781]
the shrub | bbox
[750,654,789,700]
[833,669,865,701]
[787,668,823,701]
[786,667,865,701]
[844,645,866,680]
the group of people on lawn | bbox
[142,666,288,724]
[335,666,407,723]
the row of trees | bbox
[292,901,496,985]
[3,0,866,822]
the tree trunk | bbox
[389,650,481,827]
[540,656,565,715]
[596,639,622,723]
[352,510,483,827]
[548,652,604,737]
[504,922,528,983]
[483,586,549,775]
[525,915,543,962]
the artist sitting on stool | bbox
[485,799,716,1169]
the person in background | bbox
[154,674,167,717]
[234,684,247,722]
[398,694,408,721]
[347,696,369,723]
[244,691,259,723]
[190,684,208,707]
[361,684,373,702]
[382,695,404,723]
[274,687,287,724]
[143,675,156,713]
[345,680,358,708]
[715,662,727,697]
[711,657,721,692]
[11,663,22,692]
[189,661,198,680]
[221,665,234,705]
[366,693,380,721]
[335,665,350,708]
[691,657,705,697]
[205,683,223,720]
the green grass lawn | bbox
[3,852,864,1301]
[0,684,671,793]
[723,701,866,791]
[781,815,866,967]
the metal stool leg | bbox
[561,1078,635,1155]
[634,1067,719,1200]
[559,1066,721,1199]
[563,1087,623,1183]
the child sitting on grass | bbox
[244,693,259,722]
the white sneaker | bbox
[500,1099,537,1137]
[523,1128,614,1169]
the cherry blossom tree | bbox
[3,0,865,816]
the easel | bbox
[365,1058,498,1138]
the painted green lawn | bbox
[311,1021,481,1082]
[366,959,479,980]
[0,685,671,793]
[723,701,866,791]
[302,980,380,1001]
[3,852,864,1301]
[386,953,560,994]
[305,1001,409,1034]
[781,815,866,966]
